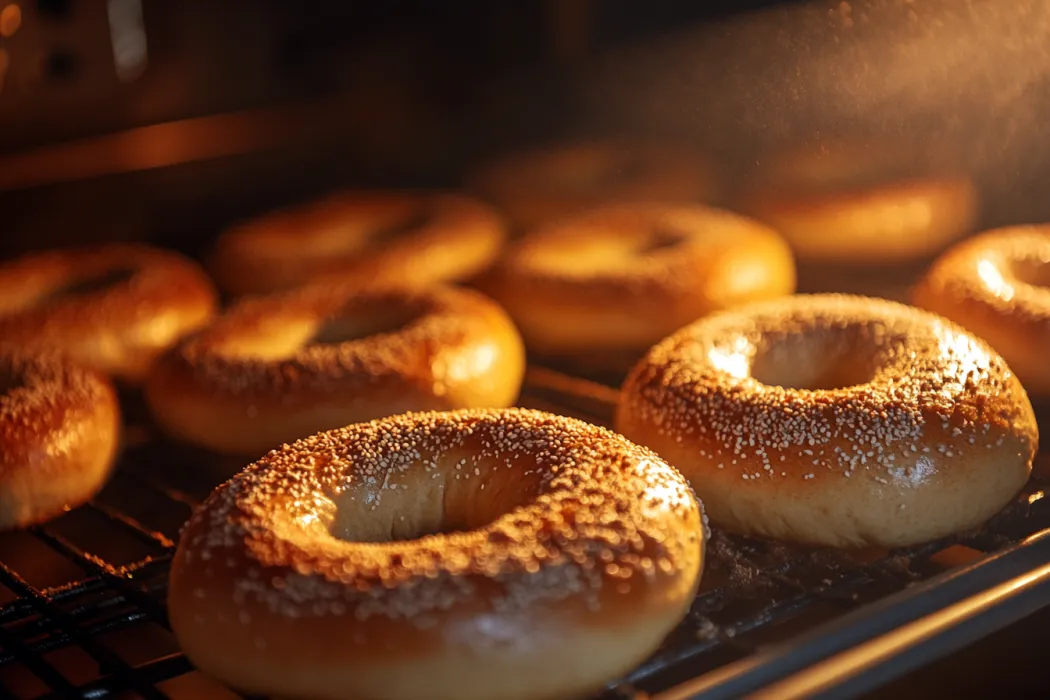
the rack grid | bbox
[0,361,1046,700]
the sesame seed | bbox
[171,408,703,628]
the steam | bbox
[579,0,1050,225]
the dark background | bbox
[5,0,1049,259]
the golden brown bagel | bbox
[0,245,217,383]
[739,143,977,263]
[914,225,1050,397]
[470,141,716,232]
[209,190,507,296]
[168,408,706,700]
[0,347,120,529]
[617,294,1037,549]
[146,284,526,456]
[480,203,796,356]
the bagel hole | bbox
[1011,258,1050,290]
[212,302,427,360]
[309,306,424,346]
[366,205,432,246]
[328,503,486,544]
[0,371,23,395]
[33,267,136,307]
[638,227,688,255]
[750,333,878,391]
[326,459,541,544]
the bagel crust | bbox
[168,408,706,700]
[739,142,977,264]
[617,294,1037,549]
[0,348,120,529]
[741,177,977,263]
[469,141,716,232]
[146,285,526,455]
[209,190,507,296]
[0,245,217,382]
[481,203,796,355]
[914,226,1050,397]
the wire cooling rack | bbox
[0,362,1047,700]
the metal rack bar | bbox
[655,529,1050,700]
[0,561,166,699]
[35,655,192,700]
[757,561,1050,699]
[30,529,171,629]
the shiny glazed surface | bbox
[146,284,526,455]
[481,203,796,355]
[915,225,1050,397]
[0,245,218,382]
[209,190,507,296]
[0,347,120,529]
[169,408,706,700]
[617,294,1037,548]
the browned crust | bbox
[914,226,1050,397]
[0,347,120,529]
[616,294,1038,548]
[0,245,218,382]
[208,191,508,296]
[739,177,978,263]
[479,203,796,354]
[469,141,718,232]
[168,408,705,700]
[145,284,527,455]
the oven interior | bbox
[0,1,1049,698]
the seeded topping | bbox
[209,192,506,296]
[0,346,114,459]
[620,294,1035,482]
[168,285,505,397]
[497,204,781,293]
[178,408,703,624]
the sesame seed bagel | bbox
[0,347,120,530]
[146,284,526,456]
[914,226,1050,397]
[470,142,717,233]
[209,190,507,297]
[479,203,796,356]
[0,245,218,383]
[168,408,706,700]
[616,294,1038,549]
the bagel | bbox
[739,143,977,263]
[0,245,217,382]
[914,225,1050,397]
[209,191,507,296]
[168,408,706,700]
[617,294,1037,549]
[470,141,716,232]
[146,284,526,455]
[480,203,795,356]
[0,347,120,529]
